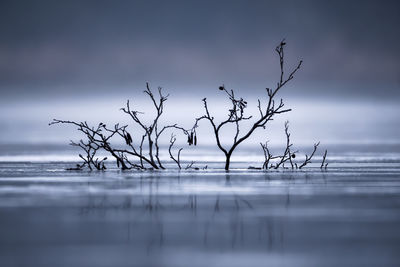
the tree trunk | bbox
[224,153,232,170]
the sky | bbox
[0,0,399,145]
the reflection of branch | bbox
[233,194,254,209]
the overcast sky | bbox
[0,0,399,99]
[0,0,399,144]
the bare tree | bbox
[51,42,326,172]
[194,40,302,170]
[117,83,191,169]
[260,121,298,169]
[69,139,107,171]
[49,120,132,170]
[50,83,191,170]
[260,121,323,170]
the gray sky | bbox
[0,0,399,100]
[0,0,399,144]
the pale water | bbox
[0,144,399,267]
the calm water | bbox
[0,144,400,267]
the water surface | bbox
[0,144,399,267]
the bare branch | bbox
[50,83,188,171]
[320,149,328,169]
[196,41,302,170]
[168,134,183,169]
[50,120,110,170]
[298,142,320,169]
[273,121,297,169]
[260,141,282,169]
[185,161,198,170]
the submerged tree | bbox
[51,41,326,171]
[194,40,302,170]
[260,121,320,170]
[66,123,108,171]
[116,83,191,169]
[50,83,191,170]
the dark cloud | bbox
[0,0,399,99]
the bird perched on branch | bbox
[124,132,133,145]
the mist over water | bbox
[1,94,399,146]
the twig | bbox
[168,134,182,169]
[320,149,328,169]
[298,142,320,169]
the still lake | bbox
[0,143,399,267]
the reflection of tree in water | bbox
[77,176,288,252]
[203,177,285,251]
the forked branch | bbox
[168,134,183,169]
[298,142,320,169]
[261,121,325,170]
[196,40,302,170]
[50,83,191,171]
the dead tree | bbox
[261,121,323,170]
[69,139,107,170]
[195,40,302,170]
[49,120,132,170]
[118,83,191,169]
[261,121,298,169]
[50,83,191,170]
